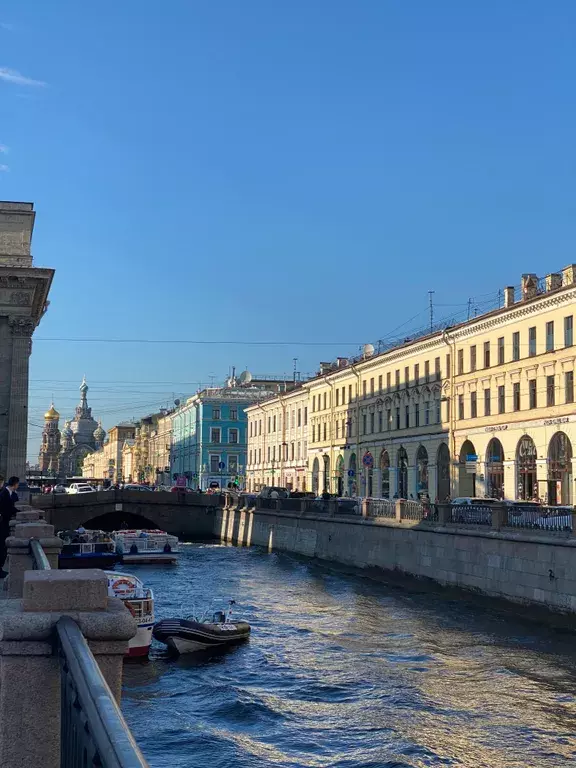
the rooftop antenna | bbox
[293,358,298,383]
[467,298,473,320]
[428,291,435,333]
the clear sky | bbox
[0,1,574,463]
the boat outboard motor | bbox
[164,542,172,553]
[130,543,138,554]
[213,611,226,624]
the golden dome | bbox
[44,403,60,421]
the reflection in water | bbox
[122,544,576,767]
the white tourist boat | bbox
[112,529,179,564]
[105,571,154,658]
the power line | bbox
[34,337,361,346]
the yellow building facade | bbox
[246,266,576,503]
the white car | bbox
[67,483,96,495]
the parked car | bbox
[67,483,96,495]
[451,497,500,506]
[123,484,154,492]
[258,486,290,499]
[53,484,68,494]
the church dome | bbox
[80,376,88,394]
[44,403,60,421]
[94,421,106,441]
[62,420,73,437]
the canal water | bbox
[121,544,576,767]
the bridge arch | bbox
[82,510,159,533]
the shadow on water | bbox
[121,543,576,768]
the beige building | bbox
[82,423,136,482]
[246,386,309,491]
[246,265,576,504]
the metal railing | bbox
[450,504,493,526]
[505,505,573,533]
[30,538,51,570]
[57,616,149,768]
[401,500,425,521]
[365,499,396,519]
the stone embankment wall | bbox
[214,504,576,619]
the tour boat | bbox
[153,601,250,655]
[58,529,122,569]
[105,571,155,658]
[112,529,179,564]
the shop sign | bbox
[544,417,570,426]
[485,425,508,433]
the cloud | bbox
[0,165,9,172]
[0,144,7,154]
[0,67,45,87]
[0,23,13,31]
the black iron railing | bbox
[30,537,51,570]
[57,616,149,768]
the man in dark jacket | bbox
[0,476,18,577]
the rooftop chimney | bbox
[545,273,562,292]
[503,286,515,308]
[521,273,539,300]
[562,264,576,287]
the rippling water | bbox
[121,544,576,767]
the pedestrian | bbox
[0,476,18,577]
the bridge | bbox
[34,489,220,538]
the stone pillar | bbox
[6,318,34,480]
[503,459,516,501]
[436,503,452,525]
[0,568,136,768]
[6,511,62,597]
[491,503,507,531]
[373,468,382,498]
[395,499,405,521]
[427,463,437,502]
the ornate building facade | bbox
[38,378,106,478]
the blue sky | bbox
[0,1,574,462]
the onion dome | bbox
[62,420,73,438]
[44,403,60,421]
[94,420,106,442]
[80,376,88,394]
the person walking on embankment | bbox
[0,476,18,578]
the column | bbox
[6,318,34,480]
[373,468,382,498]
[389,466,397,497]
[427,463,437,501]
[503,460,516,501]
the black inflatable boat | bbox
[153,609,250,654]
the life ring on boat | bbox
[111,577,134,596]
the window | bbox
[446,354,451,378]
[435,357,441,381]
[323,423,327,440]
[458,395,464,420]
[312,425,315,443]
[497,337,504,365]
[259,420,262,435]
[387,409,392,430]
[395,370,400,390]
[362,381,367,399]
[415,404,420,427]
[484,342,490,368]
[213,407,221,420]
[546,375,555,407]
[529,327,536,357]
[370,412,375,433]
[513,382,521,411]
[378,411,383,432]
[336,389,340,406]
[290,443,294,460]
[458,349,464,375]
[272,446,276,461]
[229,407,238,420]
[210,455,220,473]
[425,401,430,425]
[404,366,409,388]
[378,375,383,393]
[342,386,346,404]
[229,428,239,444]
[210,427,221,443]
[405,405,410,428]
[436,398,441,423]
[425,361,430,383]
[323,393,327,410]
[249,421,252,437]
[566,371,574,404]
[229,455,238,473]
[395,408,400,430]
[258,448,261,464]
[267,417,271,433]
[273,415,276,432]
[387,372,391,390]
[342,418,346,437]
[370,378,375,396]
[498,385,505,414]
[546,321,554,352]
[529,379,537,409]
[362,414,367,435]
[470,346,476,372]
[484,388,491,417]
[414,364,420,384]
[304,407,308,425]
[348,385,352,402]
[297,409,301,427]
[565,316,573,348]
[513,332,520,361]
[470,391,477,418]
[312,396,316,413]
[291,411,295,429]
[335,421,339,439]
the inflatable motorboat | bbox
[153,603,250,654]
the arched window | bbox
[312,457,320,495]
[437,443,450,501]
[458,439,476,498]
[380,450,390,498]
[486,438,504,499]
[548,432,573,505]
[397,447,408,499]
[516,435,537,501]
[416,445,429,496]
